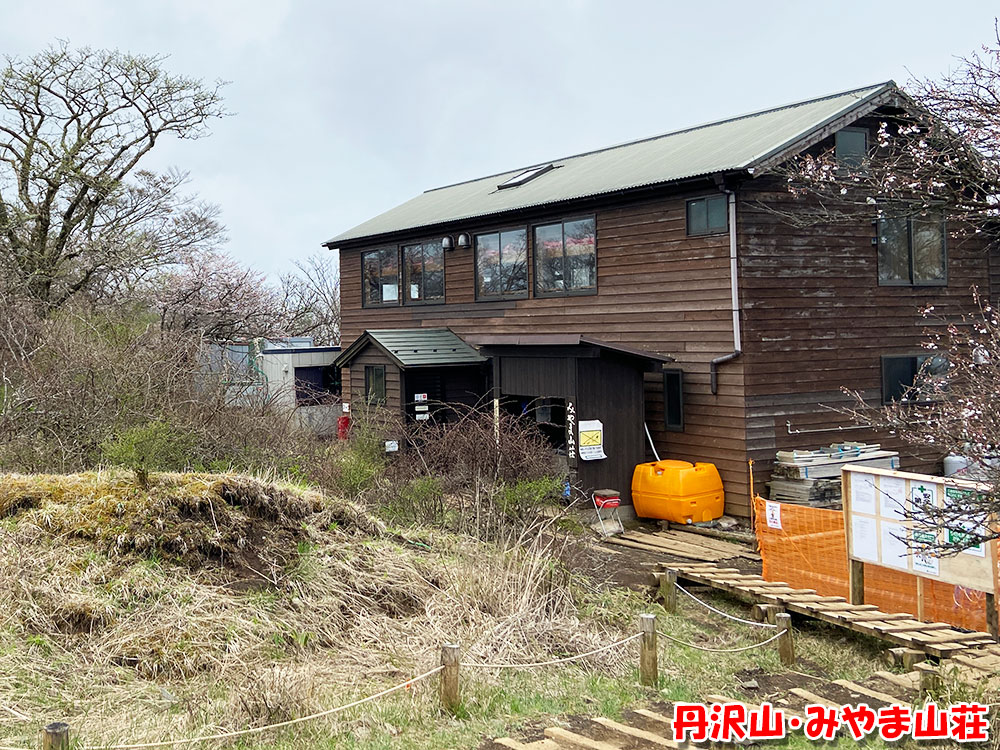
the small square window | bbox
[663,369,684,431]
[835,128,868,169]
[364,365,386,404]
[881,354,948,404]
[687,195,728,235]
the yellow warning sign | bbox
[578,419,607,461]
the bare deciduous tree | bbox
[279,253,341,345]
[0,42,227,309]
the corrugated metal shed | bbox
[335,328,486,369]
[327,82,897,245]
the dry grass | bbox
[0,471,630,747]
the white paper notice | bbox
[765,501,782,530]
[912,530,940,575]
[880,521,909,570]
[910,482,939,514]
[879,476,907,521]
[578,420,607,461]
[851,516,879,562]
[851,473,877,516]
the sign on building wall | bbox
[578,420,607,461]
[842,465,996,593]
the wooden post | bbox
[639,613,658,687]
[917,662,941,696]
[752,604,783,625]
[42,723,70,750]
[986,593,998,641]
[776,613,795,667]
[915,577,926,622]
[439,643,460,714]
[661,570,678,614]
[848,559,865,605]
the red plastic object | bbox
[337,415,351,440]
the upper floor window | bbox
[476,228,528,300]
[686,195,728,236]
[403,240,445,304]
[835,128,868,170]
[362,248,399,307]
[534,217,597,296]
[878,215,946,286]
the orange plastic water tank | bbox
[631,460,724,524]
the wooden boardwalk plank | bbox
[590,717,678,748]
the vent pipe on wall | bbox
[710,185,742,395]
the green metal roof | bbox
[327,82,899,246]
[334,328,487,369]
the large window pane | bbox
[403,243,423,302]
[363,252,381,306]
[380,249,398,302]
[475,232,501,298]
[403,241,445,303]
[534,223,565,293]
[878,217,909,283]
[423,241,445,300]
[362,248,398,306]
[911,219,945,283]
[499,229,527,295]
[564,218,596,290]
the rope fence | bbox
[674,582,777,629]
[465,633,642,669]
[656,628,785,653]
[6,572,797,750]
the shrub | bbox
[100,420,197,482]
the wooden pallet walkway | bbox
[603,529,761,565]
[657,562,997,658]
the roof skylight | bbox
[497,163,554,189]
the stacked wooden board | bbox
[603,528,760,564]
[767,442,900,508]
[657,562,996,658]
[489,665,927,749]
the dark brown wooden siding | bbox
[338,191,751,515]
[737,173,995,491]
[345,346,402,412]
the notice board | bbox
[842,464,996,594]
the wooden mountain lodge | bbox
[326,82,997,517]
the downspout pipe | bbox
[710,184,742,395]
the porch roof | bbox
[334,328,487,370]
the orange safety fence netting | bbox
[753,496,992,633]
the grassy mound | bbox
[0,471,633,748]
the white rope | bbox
[81,665,445,750]
[657,628,785,654]
[466,632,642,669]
[674,582,777,629]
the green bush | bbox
[498,477,563,517]
[100,420,197,480]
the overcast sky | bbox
[2,0,995,277]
